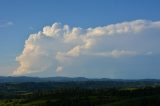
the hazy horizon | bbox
[0,0,160,79]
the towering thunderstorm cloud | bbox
[13,20,160,75]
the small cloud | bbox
[145,51,153,55]
[29,26,34,30]
[56,66,63,72]
[0,21,13,28]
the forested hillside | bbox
[0,81,160,106]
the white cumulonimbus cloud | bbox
[13,20,160,75]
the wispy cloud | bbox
[0,21,13,28]
[89,50,139,58]
[13,20,160,75]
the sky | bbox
[0,0,160,79]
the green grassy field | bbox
[101,95,160,106]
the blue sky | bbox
[0,0,160,79]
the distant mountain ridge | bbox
[0,76,160,83]
[0,76,90,83]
